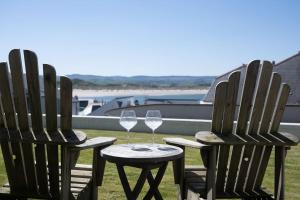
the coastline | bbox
[73,88,209,97]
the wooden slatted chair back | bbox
[211,60,290,196]
[0,49,78,198]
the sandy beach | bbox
[73,88,209,97]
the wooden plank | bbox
[163,138,204,149]
[210,81,227,194]
[259,73,282,134]
[9,49,39,194]
[216,71,240,193]
[43,64,65,141]
[173,152,185,199]
[73,137,116,150]
[247,61,273,135]
[8,50,32,134]
[60,76,73,132]
[43,64,60,199]
[0,81,16,191]
[270,84,290,133]
[0,63,22,140]
[274,146,286,200]
[221,71,241,135]
[23,50,49,195]
[225,60,260,193]
[59,76,86,143]
[60,147,72,200]
[206,146,216,200]
[235,60,260,136]
[91,147,102,200]
[23,50,48,141]
[0,98,9,139]
[255,84,290,188]
[195,131,297,146]
[0,142,16,192]
[47,145,59,199]
[236,61,273,192]
[246,72,282,190]
[0,62,28,193]
[43,64,58,132]
[95,147,106,186]
[211,81,228,134]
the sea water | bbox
[83,94,206,104]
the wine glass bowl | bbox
[145,110,162,144]
[119,110,137,144]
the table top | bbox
[101,143,183,164]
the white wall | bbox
[45,115,300,139]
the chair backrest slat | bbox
[247,61,273,135]
[24,50,49,195]
[60,76,73,132]
[0,62,27,191]
[43,64,60,198]
[23,50,47,139]
[259,73,282,134]
[235,61,273,191]
[0,79,17,191]
[221,71,240,135]
[0,64,20,134]
[44,64,58,132]
[211,82,227,134]
[225,60,260,192]
[215,71,240,193]
[246,72,282,190]
[254,84,290,188]
[235,60,260,136]
[9,49,39,193]
[270,84,290,133]
[9,50,31,132]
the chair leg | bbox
[91,146,107,200]
[274,146,287,200]
[206,146,217,200]
[60,147,72,200]
[172,149,185,200]
[91,147,99,200]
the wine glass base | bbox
[131,145,152,151]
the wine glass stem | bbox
[152,130,154,145]
[127,130,130,144]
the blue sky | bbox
[0,0,299,76]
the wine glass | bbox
[119,110,137,144]
[145,110,163,145]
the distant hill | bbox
[67,74,216,89]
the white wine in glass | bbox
[119,110,137,144]
[145,110,162,145]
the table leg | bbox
[173,156,184,199]
[116,162,168,200]
[117,164,149,200]
[144,162,168,200]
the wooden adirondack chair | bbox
[0,49,116,200]
[165,60,299,200]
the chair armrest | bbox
[163,137,206,149]
[71,137,117,150]
[195,131,299,146]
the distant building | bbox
[203,51,300,105]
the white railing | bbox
[44,115,300,138]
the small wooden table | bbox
[101,144,183,200]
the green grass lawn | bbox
[0,130,299,199]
